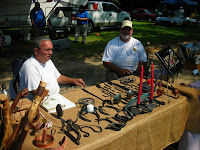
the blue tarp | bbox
[161,0,198,5]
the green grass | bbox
[1,20,200,60]
[66,21,200,58]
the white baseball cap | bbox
[121,20,132,28]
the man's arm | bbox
[103,62,133,77]
[57,75,85,88]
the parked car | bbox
[127,8,156,23]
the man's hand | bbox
[72,78,86,88]
[57,75,85,88]
[118,69,133,77]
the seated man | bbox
[19,36,85,100]
[102,20,147,80]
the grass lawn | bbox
[58,21,200,58]
[0,20,199,65]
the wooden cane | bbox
[11,81,47,150]
[0,94,13,149]
[10,88,29,113]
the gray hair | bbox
[34,36,51,48]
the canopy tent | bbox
[160,0,198,5]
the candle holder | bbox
[124,93,150,116]
[34,127,55,148]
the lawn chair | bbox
[9,59,25,100]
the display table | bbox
[16,76,190,150]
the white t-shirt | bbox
[102,36,147,72]
[19,55,61,100]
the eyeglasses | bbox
[37,47,54,52]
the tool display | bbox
[0,60,191,149]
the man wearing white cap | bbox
[102,20,147,79]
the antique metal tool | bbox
[96,84,122,105]
[56,104,81,145]
[107,81,136,100]
[82,88,121,106]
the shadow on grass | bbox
[0,21,199,80]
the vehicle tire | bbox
[148,18,153,23]
[87,21,94,33]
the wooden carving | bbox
[11,81,47,150]
[0,94,13,149]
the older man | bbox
[102,20,147,79]
[19,36,85,100]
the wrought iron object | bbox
[141,82,156,93]
[76,98,95,108]
[78,105,102,137]
[127,89,134,99]
[117,76,136,84]
[98,117,126,131]
[82,88,121,106]
[98,105,120,116]
[96,84,122,105]
[56,104,81,145]
[124,93,151,116]
[107,81,136,99]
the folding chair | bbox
[9,59,25,100]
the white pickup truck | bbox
[56,1,131,33]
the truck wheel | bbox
[88,21,94,33]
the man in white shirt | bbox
[19,36,85,100]
[102,20,147,78]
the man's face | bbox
[34,40,53,64]
[120,26,133,42]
